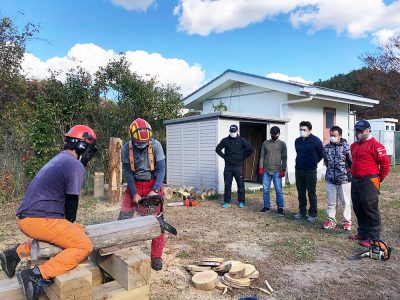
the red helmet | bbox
[129,118,152,142]
[65,125,96,143]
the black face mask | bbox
[271,134,279,141]
[79,140,98,167]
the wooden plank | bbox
[46,267,92,300]
[94,172,105,198]
[96,249,151,291]
[93,281,149,300]
[31,215,160,260]
[0,277,24,300]
[85,259,103,287]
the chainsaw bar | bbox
[157,214,178,235]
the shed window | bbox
[392,126,395,130]
[326,112,334,128]
[386,125,390,130]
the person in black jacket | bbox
[293,121,324,223]
[216,124,253,208]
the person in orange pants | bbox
[0,125,98,300]
[118,118,166,271]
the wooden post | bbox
[31,216,161,260]
[94,172,105,198]
[108,137,123,204]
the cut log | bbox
[191,270,219,291]
[213,260,231,272]
[194,261,221,267]
[200,192,208,200]
[199,257,225,263]
[228,261,245,278]
[93,281,149,300]
[163,187,173,200]
[95,249,151,291]
[243,264,256,277]
[185,265,211,272]
[108,137,123,204]
[46,267,92,300]
[31,216,161,260]
[223,273,251,287]
[166,202,184,207]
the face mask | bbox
[79,140,98,167]
[300,130,309,138]
[330,136,338,143]
[271,134,279,141]
[135,141,148,149]
[357,133,369,141]
[229,132,238,138]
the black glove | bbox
[65,194,79,223]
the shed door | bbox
[323,108,336,145]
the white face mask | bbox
[330,136,339,143]
[300,130,309,138]
[229,132,238,138]
[357,133,369,141]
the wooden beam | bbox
[99,241,142,256]
[0,278,24,300]
[93,172,105,198]
[46,267,92,300]
[95,249,151,291]
[108,137,122,204]
[93,281,149,300]
[31,216,160,260]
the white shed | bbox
[367,118,398,158]
[165,70,380,193]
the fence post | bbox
[94,172,105,198]
[108,137,123,204]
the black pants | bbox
[351,177,381,240]
[224,165,245,203]
[295,169,317,217]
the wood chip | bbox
[265,279,274,292]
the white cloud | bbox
[372,27,400,45]
[111,0,155,11]
[173,0,400,43]
[266,72,313,85]
[21,43,205,96]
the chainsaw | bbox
[138,195,177,235]
[351,240,391,261]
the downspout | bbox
[280,96,314,118]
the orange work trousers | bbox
[16,217,93,279]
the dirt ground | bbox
[1,167,400,299]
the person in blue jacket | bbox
[293,121,324,223]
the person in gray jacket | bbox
[258,126,287,216]
[322,126,352,230]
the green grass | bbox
[176,250,190,259]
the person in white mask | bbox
[216,124,253,208]
[322,126,352,230]
[293,121,324,223]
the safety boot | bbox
[0,245,21,278]
[17,267,51,300]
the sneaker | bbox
[260,207,270,213]
[359,240,370,248]
[277,208,285,217]
[293,213,306,220]
[0,245,21,278]
[223,203,231,208]
[17,267,50,300]
[151,258,163,271]
[322,220,336,229]
[343,223,352,231]
[238,202,245,208]
[349,234,364,241]
[307,216,317,223]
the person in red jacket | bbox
[349,120,390,247]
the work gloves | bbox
[279,170,286,178]
[258,167,264,175]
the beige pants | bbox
[325,182,352,224]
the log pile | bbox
[0,216,159,300]
[186,258,274,296]
[163,186,217,202]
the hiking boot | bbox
[0,245,21,278]
[293,213,306,220]
[260,207,270,213]
[151,258,163,271]
[238,202,245,208]
[307,216,317,223]
[277,208,285,217]
[343,222,352,231]
[17,267,50,300]
[223,203,231,208]
[349,234,364,241]
[359,240,370,248]
[322,220,336,229]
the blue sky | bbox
[1,0,399,95]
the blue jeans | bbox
[263,171,284,209]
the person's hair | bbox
[330,126,342,136]
[299,121,312,130]
[270,126,280,135]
